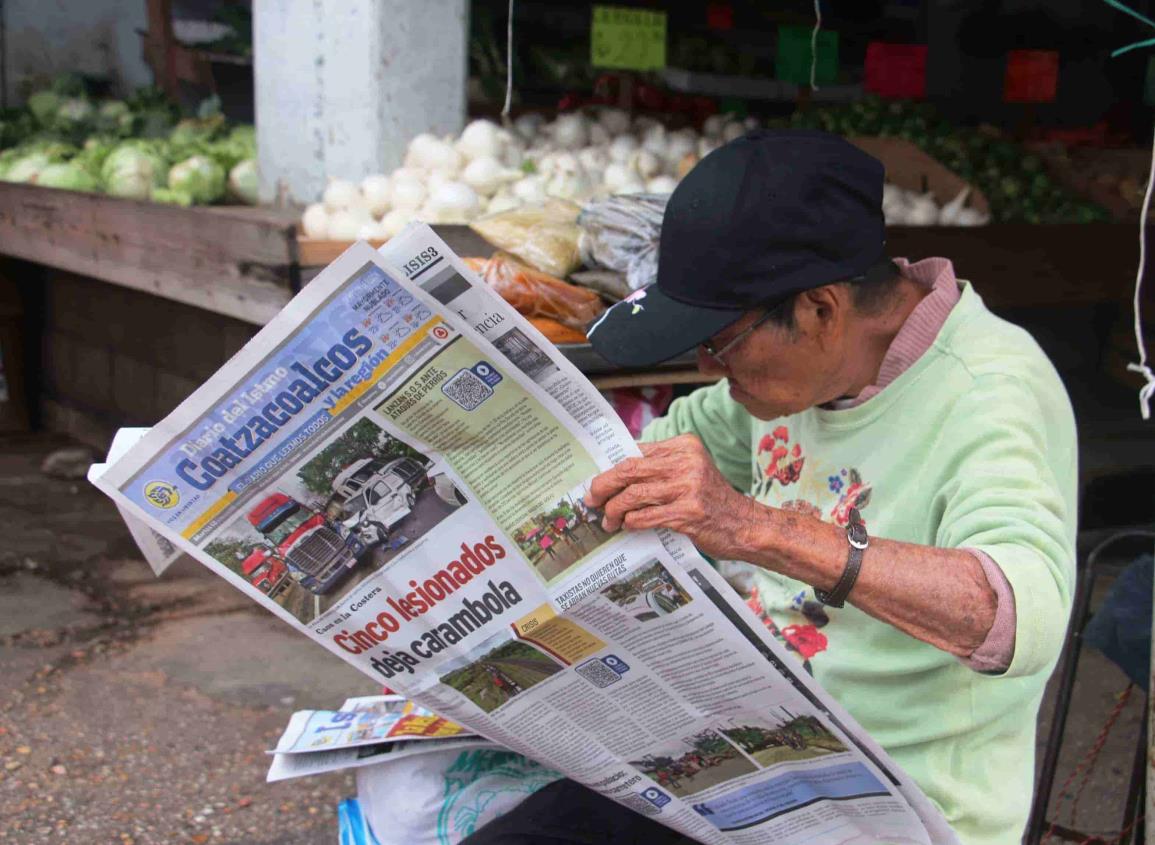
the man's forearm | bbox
[733,501,998,657]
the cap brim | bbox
[585,284,746,368]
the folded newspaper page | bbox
[272,695,476,754]
[266,695,494,782]
[91,225,958,845]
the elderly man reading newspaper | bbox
[462,131,1076,844]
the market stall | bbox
[0,2,1149,448]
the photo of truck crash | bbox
[203,416,468,625]
[246,492,363,596]
[332,457,426,546]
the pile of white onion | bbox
[298,110,755,240]
[299,109,990,239]
[882,184,989,226]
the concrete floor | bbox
[0,433,1147,844]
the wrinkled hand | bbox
[585,434,764,560]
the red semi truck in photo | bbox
[246,493,362,595]
[241,547,289,598]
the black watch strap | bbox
[815,508,868,609]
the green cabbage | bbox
[55,98,94,127]
[169,114,226,148]
[101,142,169,200]
[96,100,134,136]
[36,162,99,192]
[2,152,53,183]
[228,159,258,204]
[26,90,60,125]
[150,186,194,206]
[168,154,226,204]
[0,141,75,183]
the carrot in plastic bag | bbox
[463,253,604,330]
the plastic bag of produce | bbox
[577,194,668,292]
[357,747,560,845]
[463,253,604,332]
[470,199,582,278]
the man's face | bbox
[696,294,849,420]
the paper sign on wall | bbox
[591,6,667,71]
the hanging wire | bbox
[1125,126,1155,419]
[809,0,822,92]
[502,0,515,121]
[1097,0,1155,419]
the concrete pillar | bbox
[254,0,469,206]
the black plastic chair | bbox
[1025,529,1155,845]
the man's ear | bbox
[794,285,846,335]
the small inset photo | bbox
[439,634,564,714]
[513,480,618,584]
[630,729,757,799]
[719,708,848,769]
[600,559,692,622]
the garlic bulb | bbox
[664,133,697,169]
[702,114,726,139]
[603,162,638,193]
[426,181,481,223]
[578,146,610,173]
[328,208,373,240]
[552,113,590,149]
[322,179,360,211]
[379,208,415,238]
[597,107,631,135]
[456,119,505,161]
[356,219,387,241]
[462,156,518,196]
[629,149,662,180]
[904,192,940,226]
[645,175,678,194]
[608,134,639,164]
[360,174,391,217]
[640,124,667,158]
[588,123,610,146]
[301,202,329,239]
[937,186,972,225]
[721,121,745,143]
[390,176,427,211]
[512,176,549,204]
[545,157,593,201]
[406,134,462,173]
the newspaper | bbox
[272,695,477,754]
[90,225,958,845]
[266,695,494,782]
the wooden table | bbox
[0,180,1145,391]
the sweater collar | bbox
[824,257,961,411]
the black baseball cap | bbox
[585,129,889,368]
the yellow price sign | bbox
[591,6,667,71]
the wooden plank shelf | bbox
[0,182,299,325]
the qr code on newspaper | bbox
[575,658,621,688]
[441,369,494,411]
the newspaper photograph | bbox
[90,226,959,845]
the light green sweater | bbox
[642,283,1077,844]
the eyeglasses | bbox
[701,311,776,365]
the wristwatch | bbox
[814,508,869,609]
